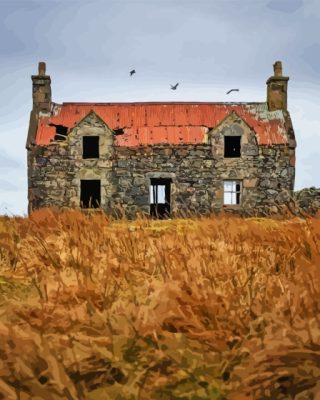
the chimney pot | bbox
[273,61,282,77]
[266,61,289,111]
[38,62,46,76]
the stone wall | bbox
[109,143,294,219]
[294,187,320,215]
[27,112,296,219]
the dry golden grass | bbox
[0,208,320,399]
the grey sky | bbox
[0,0,319,215]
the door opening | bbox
[150,178,171,219]
[80,180,101,208]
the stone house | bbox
[26,61,296,219]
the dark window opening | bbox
[224,181,241,205]
[80,180,101,208]
[224,136,241,158]
[150,178,171,219]
[83,136,99,159]
[49,124,68,141]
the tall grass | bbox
[0,208,319,399]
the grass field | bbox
[0,208,319,399]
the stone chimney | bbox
[31,62,51,113]
[266,61,289,111]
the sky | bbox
[0,0,319,216]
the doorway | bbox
[80,180,101,208]
[150,178,171,219]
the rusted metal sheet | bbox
[37,124,56,144]
[35,102,289,146]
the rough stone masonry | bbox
[26,61,302,220]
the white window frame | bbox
[223,180,242,205]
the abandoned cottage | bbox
[26,61,296,219]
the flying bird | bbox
[170,83,179,90]
[130,69,136,76]
[226,89,239,94]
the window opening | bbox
[83,136,99,159]
[224,136,241,158]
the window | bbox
[80,180,101,208]
[224,181,241,205]
[150,178,171,219]
[224,136,241,158]
[83,136,99,159]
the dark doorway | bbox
[80,180,101,208]
[83,136,99,159]
[224,136,241,158]
[150,178,171,219]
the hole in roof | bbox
[48,124,68,141]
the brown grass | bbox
[0,208,320,399]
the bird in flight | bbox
[226,88,239,94]
[170,83,179,90]
[130,69,136,76]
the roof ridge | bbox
[61,101,266,106]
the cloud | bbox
[298,151,320,188]
[300,43,320,76]
[0,201,14,215]
[266,0,303,13]
[0,179,20,192]
[0,1,43,57]
[0,152,22,168]
[0,23,25,56]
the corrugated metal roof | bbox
[35,102,289,146]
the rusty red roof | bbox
[36,102,289,146]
